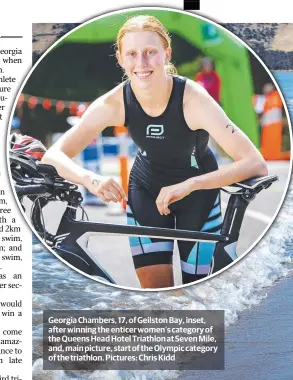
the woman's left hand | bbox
[156,179,194,215]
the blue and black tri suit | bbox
[124,75,222,283]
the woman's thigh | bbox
[127,187,175,288]
[175,189,222,284]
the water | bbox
[32,72,293,379]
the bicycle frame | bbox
[13,159,277,285]
[31,187,252,284]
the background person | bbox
[195,57,221,103]
[42,15,267,289]
[195,57,222,159]
[260,83,284,160]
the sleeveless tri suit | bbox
[123,75,223,283]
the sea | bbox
[32,71,293,379]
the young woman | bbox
[42,15,267,289]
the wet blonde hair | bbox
[116,15,177,75]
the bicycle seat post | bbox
[212,192,251,274]
[221,193,251,243]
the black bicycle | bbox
[9,150,278,285]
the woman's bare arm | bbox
[184,80,268,191]
[43,87,123,178]
[42,86,127,202]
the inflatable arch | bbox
[61,10,259,146]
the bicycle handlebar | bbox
[14,184,54,198]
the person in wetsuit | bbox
[43,15,267,289]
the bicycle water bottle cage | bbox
[221,175,278,202]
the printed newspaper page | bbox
[0,1,292,379]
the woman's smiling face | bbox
[117,31,171,89]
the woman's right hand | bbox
[82,174,127,203]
